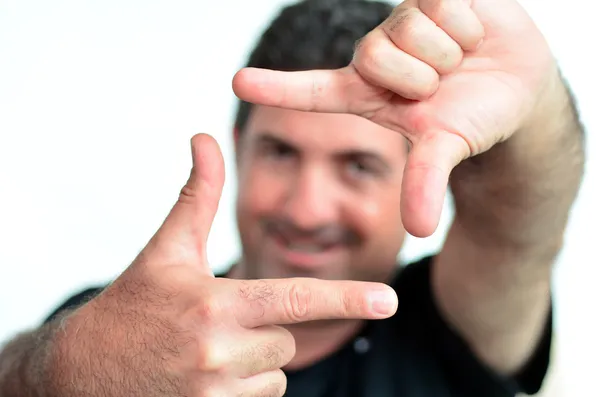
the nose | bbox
[281,166,339,230]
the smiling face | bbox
[234,105,408,283]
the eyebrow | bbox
[254,133,290,148]
[339,150,392,172]
[253,132,392,171]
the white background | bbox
[0,0,597,396]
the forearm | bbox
[433,66,584,375]
[450,66,585,250]
[0,313,71,397]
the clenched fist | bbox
[45,134,398,397]
[233,0,556,237]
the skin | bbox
[0,0,584,395]
[233,0,584,378]
[233,0,559,236]
[234,108,407,283]
[230,108,409,368]
[0,134,398,397]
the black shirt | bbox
[45,256,552,396]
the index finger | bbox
[234,278,398,329]
[232,66,373,115]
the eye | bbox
[346,158,378,178]
[260,141,296,161]
[269,142,293,158]
[271,142,294,157]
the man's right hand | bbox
[46,134,398,397]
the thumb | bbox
[401,132,470,237]
[141,133,225,275]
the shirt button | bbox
[353,337,370,354]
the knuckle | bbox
[237,280,278,306]
[240,370,287,397]
[197,341,227,372]
[236,280,279,322]
[278,371,289,396]
[194,294,223,324]
[235,328,295,373]
[401,25,422,47]
[410,68,439,100]
[385,9,463,76]
[340,289,357,317]
[283,284,313,322]
[419,0,445,22]
[386,6,416,34]
[281,329,297,363]
[177,178,196,205]
[353,37,364,53]
[308,76,327,113]
[422,71,440,97]
[271,328,296,367]
[270,370,288,397]
[257,341,286,370]
[354,35,387,78]
[437,45,463,74]
[198,389,224,397]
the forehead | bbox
[244,106,406,158]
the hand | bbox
[232,0,556,237]
[48,134,398,397]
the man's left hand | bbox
[233,0,557,238]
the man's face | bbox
[235,105,408,283]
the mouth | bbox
[285,241,336,252]
[268,231,346,269]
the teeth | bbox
[287,243,324,253]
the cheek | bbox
[237,167,287,221]
[343,185,405,246]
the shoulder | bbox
[385,255,552,396]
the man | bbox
[0,0,584,396]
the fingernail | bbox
[368,289,397,316]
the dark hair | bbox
[234,0,393,133]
